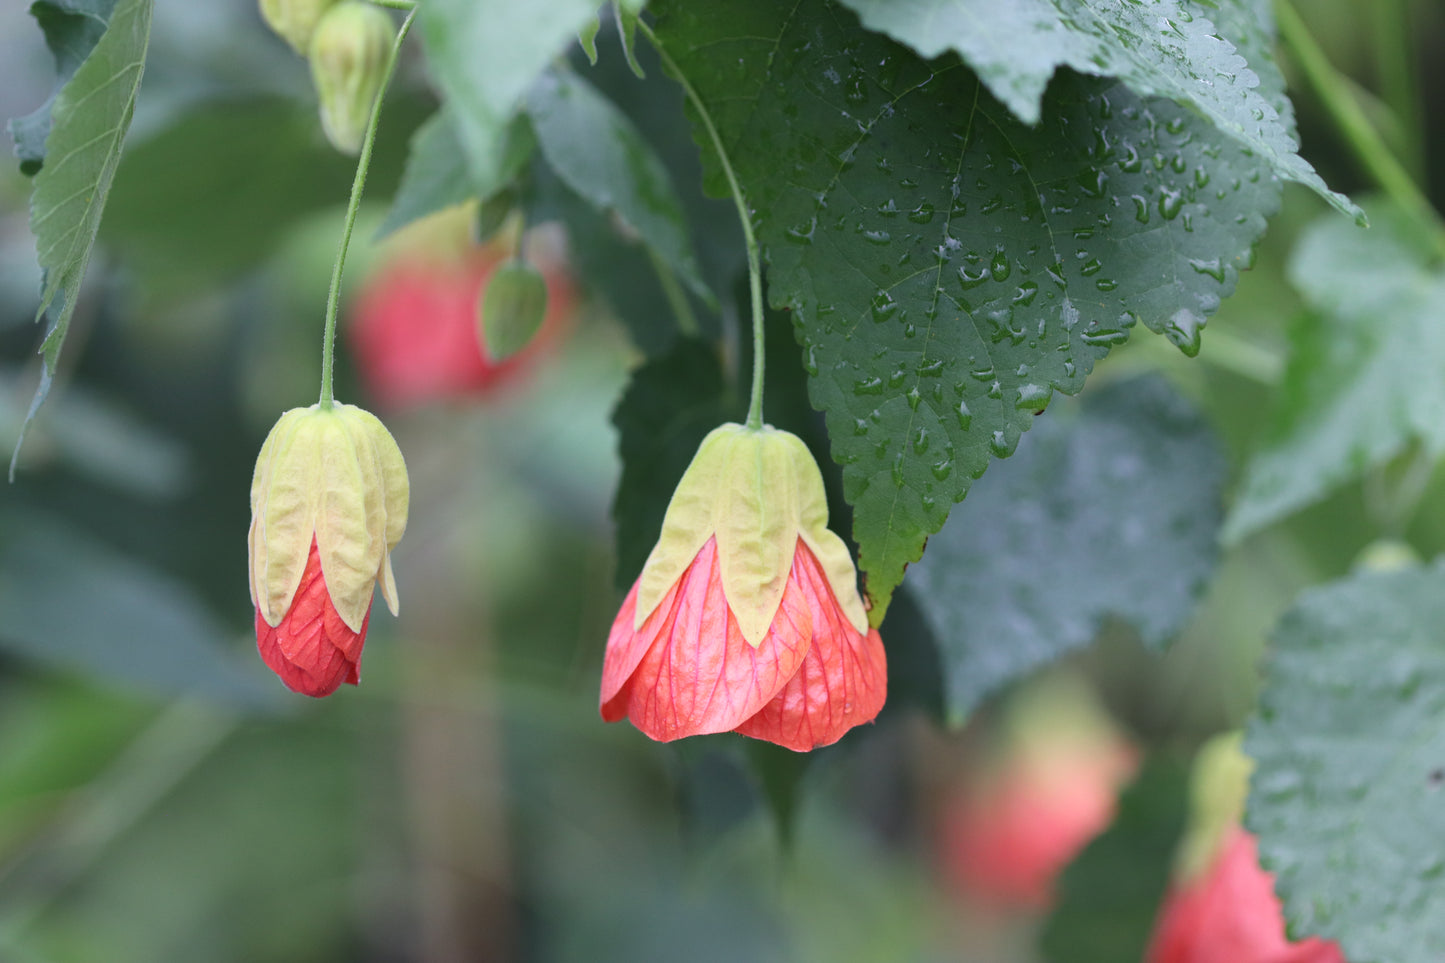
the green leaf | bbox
[8,0,118,176]
[834,0,1358,220]
[17,0,151,474]
[378,107,534,238]
[614,3,646,79]
[908,376,1224,721]
[653,0,1275,623]
[0,514,278,708]
[1040,756,1190,963]
[611,337,742,590]
[419,0,600,177]
[527,68,712,303]
[578,11,601,65]
[1223,202,1443,543]
[1245,561,1445,963]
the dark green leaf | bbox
[378,107,534,238]
[527,68,711,303]
[8,0,118,176]
[834,0,1357,219]
[908,376,1224,721]
[0,514,278,708]
[1041,756,1190,963]
[654,0,1274,623]
[611,338,742,590]
[1223,202,1442,543]
[16,0,151,473]
[1245,561,1445,963]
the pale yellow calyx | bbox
[634,423,868,646]
[1177,732,1254,882]
[249,403,409,632]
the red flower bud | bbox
[256,536,370,696]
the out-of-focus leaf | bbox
[611,337,740,590]
[419,0,598,178]
[102,96,417,295]
[1224,202,1444,543]
[654,0,1275,624]
[835,0,1355,219]
[1041,756,1190,963]
[0,514,278,708]
[1246,561,1445,963]
[8,0,119,175]
[377,107,534,238]
[17,0,152,471]
[907,376,1224,722]
[527,68,711,303]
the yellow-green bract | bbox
[308,1,394,154]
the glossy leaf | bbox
[1246,562,1445,963]
[527,68,711,303]
[907,376,1224,721]
[1223,203,1443,543]
[18,0,151,471]
[9,0,119,176]
[835,0,1357,219]
[654,0,1273,623]
[1041,756,1190,963]
[611,337,742,590]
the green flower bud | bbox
[259,0,339,54]
[308,1,394,155]
[479,259,549,361]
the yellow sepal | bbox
[634,423,867,646]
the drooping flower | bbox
[1146,734,1347,963]
[601,423,887,751]
[249,402,408,696]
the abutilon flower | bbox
[601,423,887,751]
[249,403,408,696]
[1146,735,1346,963]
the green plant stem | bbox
[369,0,417,10]
[638,20,766,429]
[1370,0,1423,175]
[1275,0,1445,260]
[647,247,700,337]
[319,7,416,409]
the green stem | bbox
[1370,0,1423,176]
[647,247,700,337]
[638,20,766,429]
[319,7,417,409]
[1275,0,1445,260]
[368,0,418,10]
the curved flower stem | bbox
[1275,0,1445,261]
[319,6,417,409]
[637,19,767,429]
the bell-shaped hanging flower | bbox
[601,423,886,751]
[307,1,394,154]
[249,403,408,696]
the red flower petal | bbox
[1146,828,1347,963]
[733,539,887,751]
[603,537,812,741]
[256,537,371,697]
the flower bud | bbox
[308,1,394,155]
[249,402,408,695]
[478,259,548,361]
[259,0,339,54]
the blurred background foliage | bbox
[0,0,1442,961]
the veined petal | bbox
[735,539,887,751]
[256,537,371,697]
[624,537,812,741]
[600,577,678,719]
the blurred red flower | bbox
[1146,827,1347,963]
[347,246,573,408]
